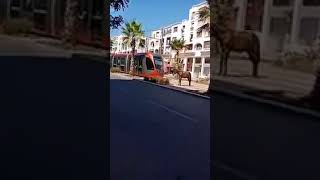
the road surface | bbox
[111,73,320,180]
[110,74,210,180]
[0,56,107,180]
[213,91,320,180]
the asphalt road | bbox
[110,74,210,180]
[213,92,320,180]
[0,56,107,180]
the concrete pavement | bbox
[213,58,315,99]
[0,34,71,57]
[110,74,210,180]
[0,34,107,59]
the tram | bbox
[111,52,164,79]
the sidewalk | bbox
[164,74,208,93]
[212,58,316,99]
[0,34,107,59]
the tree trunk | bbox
[130,45,136,75]
[63,0,79,47]
[208,36,219,94]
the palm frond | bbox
[121,20,145,52]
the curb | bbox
[212,86,320,119]
[133,79,210,100]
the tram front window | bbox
[154,56,162,71]
[146,57,154,71]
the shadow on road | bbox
[0,56,108,180]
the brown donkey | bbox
[213,25,261,77]
[172,69,192,86]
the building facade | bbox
[111,35,148,54]
[149,2,211,79]
[233,0,320,58]
[0,0,105,46]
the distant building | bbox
[111,35,148,54]
[0,0,105,46]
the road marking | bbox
[112,80,199,123]
[146,100,198,123]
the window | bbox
[172,37,177,41]
[166,37,171,45]
[273,0,293,6]
[154,56,163,70]
[205,58,210,64]
[270,17,292,36]
[34,0,48,10]
[197,31,202,38]
[134,55,144,69]
[299,18,319,45]
[195,58,202,64]
[11,0,20,7]
[146,57,155,70]
[151,42,155,47]
[23,0,32,11]
[303,0,320,6]
[195,43,202,50]
[10,10,20,18]
[174,27,178,32]
[204,30,210,37]
[245,0,265,31]
[120,57,126,66]
[186,44,193,50]
[190,34,193,42]
[204,41,210,49]
[191,12,196,20]
[187,58,193,71]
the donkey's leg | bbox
[179,78,181,86]
[222,51,230,76]
[218,52,224,75]
[248,51,259,77]
[253,61,259,77]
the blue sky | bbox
[110,0,205,37]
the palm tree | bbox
[122,20,145,74]
[169,38,186,71]
[198,0,234,94]
[197,5,210,33]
